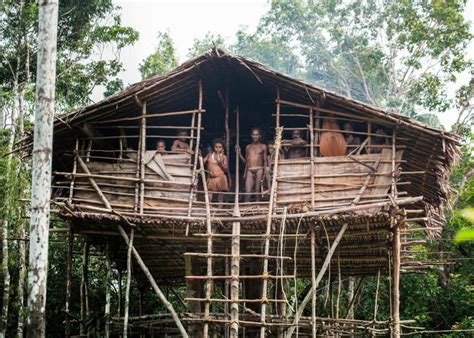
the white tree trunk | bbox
[26,0,58,336]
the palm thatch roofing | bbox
[27,48,461,216]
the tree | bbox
[139,31,178,80]
[27,0,58,336]
[257,0,472,125]
[232,27,301,77]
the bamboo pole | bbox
[199,156,213,338]
[260,127,283,338]
[230,106,241,338]
[187,80,203,221]
[310,230,317,338]
[116,224,189,337]
[367,122,372,154]
[286,222,349,337]
[105,242,112,338]
[80,241,90,336]
[123,229,134,337]
[309,109,315,210]
[372,269,381,337]
[276,88,280,128]
[139,102,147,215]
[68,138,79,202]
[65,229,74,338]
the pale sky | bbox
[93,0,474,130]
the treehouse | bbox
[37,49,460,336]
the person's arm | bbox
[171,140,179,151]
[263,145,269,171]
[236,145,246,163]
[219,155,229,173]
[203,153,209,164]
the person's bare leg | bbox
[245,172,254,203]
[255,169,264,202]
[218,193,225,209]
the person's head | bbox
[156,140,166,153]
[177,129,188,142]
[267,141,274,153]
[292,129,302,139]
[250,128,262,143]
[212,138,224,154]
[344,122,353,131]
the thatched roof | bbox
[32,48,460,215]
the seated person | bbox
[344,122,361,154]
[156,139,167,155]
[320,114,347,157]
[284,129,308,159]
[203,138,229,205]
[236,128,268,202]
[171,129,192,154]
[369,127,389,153]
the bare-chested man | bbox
[284,129,307,159]
[171,129,192,153]
[237,128,268,202]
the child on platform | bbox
[171,129,192,154]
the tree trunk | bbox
[16,219,27,338]
[26,1,58,336]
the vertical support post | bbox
[371,269,381,337]
[187,80,203,219]
[199,156,213,338]
[276,88,280,128]
[230,106,241,338]
[118,270,123,317]
[314,109,320,157]
[260,127,283,338]
[367,122,372,154]
[224,250,230,338]
[309,108,315,210]
[80,241,90,337]
[310,230,317,338]
[105,242,112,338]
[69,138,79,202]
[391,223,401,338]
[65,229,74,337]
[224,80,230,160]
[85,140,92,162]
[391,130,400,338]
[139,102,147,215]
[189,111,196,150]
[123,229,134,338]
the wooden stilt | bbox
[309,108,315,210]
[117,224,189,337]
[335,254,341,337]
[372,269,381,337]
[187,80,204,220]
[286,222,349,337]
[68,138,79,202]
[123,229,134,338]
[310,230,317,338]
[65,229,74,337]
[105,242,112,338]
[80,241,90,336]
[200,155,213,338]
[392,224,401,338]
[260,127,283,338]
[139,102,147,215]
[118,270,123,317]
[230,106,241,338]
[224,249,230,338]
